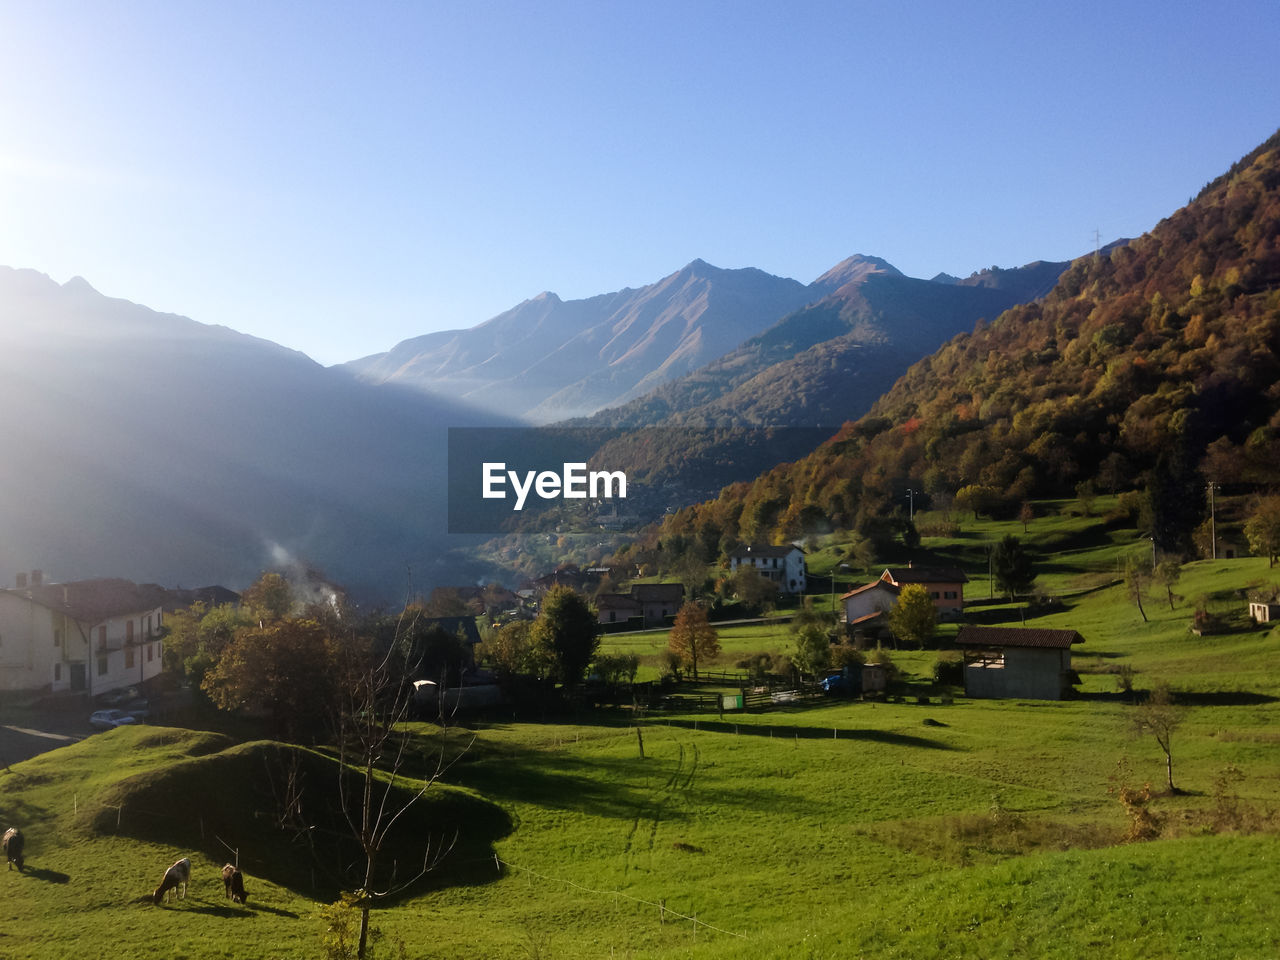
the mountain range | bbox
[2,195,1164,600]
[0,269,504,603]
[343,253,1066,425]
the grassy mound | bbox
[68,728,511,899]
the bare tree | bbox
[332,612,471,959]
[1132,681,1184,794]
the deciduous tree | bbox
[730,565,778,615]
[201,617,340,741]
[1125,556,1152,623]
[1153,560,1182,611]
[1244,495,1280,567]
[888,583,936,649]
[667,602,720,679]
[1132,682,1184,793]
[791,621,831,678]
[329,614,467,959]
[241,572,295,624]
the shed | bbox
[956,626,1083,701]
[1249,601,1280,624]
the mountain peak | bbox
[678,257,720,279]
[62,275,99,295]
[810,255,903,296]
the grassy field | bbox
[2,506,1279,958]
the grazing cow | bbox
[221,863,248,904]
[2,828,23,871]
[152,857,190,904]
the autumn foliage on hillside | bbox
[651,129,1280,556]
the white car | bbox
[89,709,140,731]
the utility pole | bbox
[1207,481,1221,560]
[905,488,917,522]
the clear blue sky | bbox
[1,1,1276,366]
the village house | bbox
[839,579,899,634]
[729,545,807,595]
[596,583,684,628]
[0,572,165,696]
[956,625,1083,701]
[880,566,968,620]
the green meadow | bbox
[2,506,1279,958]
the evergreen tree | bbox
[991,535,1036,600]
[530,586,600,685]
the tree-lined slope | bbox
[653,129,1280,549]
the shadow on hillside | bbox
[1077,689,1278,706]
[179,901,259,918]
[451,740,799,818]
[22,866,69,884]
[656,718,955,751]
[962,606,1040,626]
[1173,691,1278,706]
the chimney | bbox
[15,572,26,589]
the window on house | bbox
[126,647,135,669]
[97,656,108,676]
[147,644,154,662]
[931,591,941,599]
[98,626,107,650]
[944,591,957,600]
[126,620,134,643]
[53,663,61,682]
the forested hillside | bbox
[649,130,1280,556]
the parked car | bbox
[821,673,851,695]
[97,686,141,707]
[89,709,140,731]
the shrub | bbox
[830,643,865,670]
[932,651,964,687]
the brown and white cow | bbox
[152,857,190,904]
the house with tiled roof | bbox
[838,579,899,633]
[956,626,1083,700]
[596,583,684,628]
[880,566,968,620]
[0,571,165,695]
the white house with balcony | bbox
[0,572,165,695]
[728,545,807,595]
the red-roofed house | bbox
[0,572,165,695]
[839,580,899,631]
[956,626,1083,700]
[880,566,968,620]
